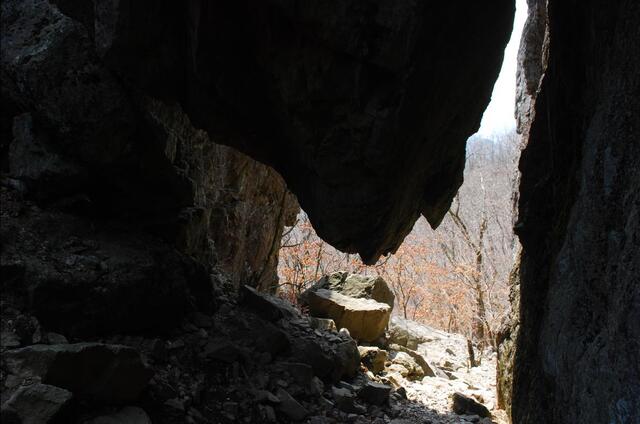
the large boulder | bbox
[307,289,391,342]
[4,343,152,403]
[300,272,395,309]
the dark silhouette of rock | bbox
[0,193,207,336]
[241,285,298,322]
[501,0,640,423]
[0,0,298,295]
[451,392,490,418]
[358,382,392,406]
[0,383,73,424]
[275,388,308,421]
[4,343,152,403]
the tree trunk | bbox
[467,338,478,368]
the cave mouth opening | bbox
[273,1,527,420]
[277,128,521,345]
[274,131,521,422]
[276,0,526,354]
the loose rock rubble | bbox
[0,267,506,424]
[0,196,503,424]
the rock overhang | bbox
[38,0,515,263]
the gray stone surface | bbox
[510,0,640,422]
[388,316,438,350]
[307,289,391,342]
[0,383,73,424]
[301,272,395,308]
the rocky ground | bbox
[0,223,505,424]
[387,325,507,424]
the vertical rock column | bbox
[512,0,640,422]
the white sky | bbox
[476,0,528,137]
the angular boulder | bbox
[300,272,395,309]
[241,285,298,322]
[331,340,361,382]
[4,343,152,403]
[290,336,359,383]
[451,392,491,418]
[0,383,73,424]
[358,346,388,374]
[358,382,392,406]
[331,386,365,414]
[307,289,391,342]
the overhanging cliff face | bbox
[511,0,640,422]
[52,0,514,263]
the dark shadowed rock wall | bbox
[0,0,298,305]
[510,0,640,422]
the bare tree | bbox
[277,131,521,344]
[435,131,520,347]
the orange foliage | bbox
[278,214,487,338]
[278,132,519,345]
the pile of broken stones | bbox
[1,263,497,423]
